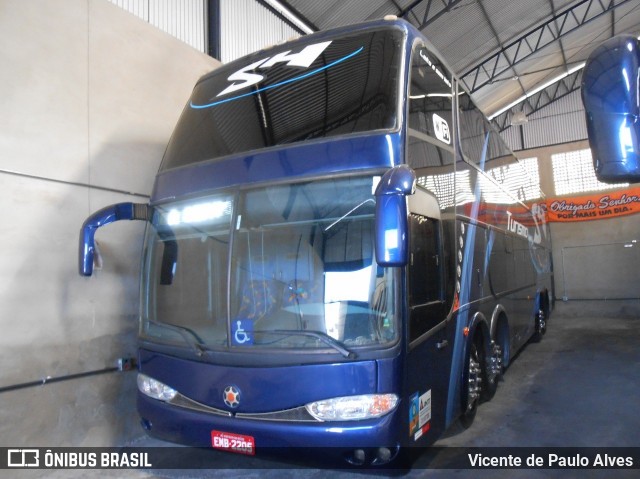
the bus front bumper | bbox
[137,393,402,466]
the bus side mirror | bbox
[582,35,640,183]
[374,165,416,267]
[79,202,152,276]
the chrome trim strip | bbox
[169,393,232,417]
[169,393,319,422]
[236,407,318,422]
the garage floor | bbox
[43,300,639,479]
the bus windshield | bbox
[159,28,403,171]
[141,176,399,358]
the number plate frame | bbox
[211,430,256,456]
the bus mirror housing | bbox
[79,202,152,277]
[374,165,416,267]
[582,35,640,183]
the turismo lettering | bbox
[506,211,529,239]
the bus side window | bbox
[407,42,454,209]
[408,43,453,146]
[408,213,444,340]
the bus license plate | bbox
[211,430,255,456]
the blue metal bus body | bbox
[151,133,402,203]
[79,18,553,466]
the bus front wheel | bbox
[460,336,483,428]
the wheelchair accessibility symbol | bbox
[232,320,253,345]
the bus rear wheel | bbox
[530,308,546,343]
[483,340,501,401]
[484,318,509,400]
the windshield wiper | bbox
[267,330,357,359]
[147,320,209,357]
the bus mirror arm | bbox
[374,165,416,267]
[79,202,152,277]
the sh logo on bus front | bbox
[216,41,333,98]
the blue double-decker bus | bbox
[80,18,553,466]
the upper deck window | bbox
[407,42,454,209]
[407,43,453,151]
[160,28,404,172]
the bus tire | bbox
[482,344,499,401]
[484,317,508,401]
[459,335,482,428]
[530,308,546,343]
[495,317,511,370]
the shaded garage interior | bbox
[0,0,639,476]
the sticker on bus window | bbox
[232,319,253,346]
[433,113,451,144]
[211,430,255,455]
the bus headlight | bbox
[137,373,177,402]
[305,394,399,421]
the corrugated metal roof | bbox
[425,1,498,72]
[220,0,301,62]
[283,0,640,120]
[314,0,390,27]
[109,0,640,149]
[501,89,587,150]
[108,0,206,52]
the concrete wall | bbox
[516,141,640,303]
[0,0,218,446]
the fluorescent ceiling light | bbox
[263,0,314,34]
[488,62,586,120]
[410,93,453,99]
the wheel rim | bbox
[467,344,482,411]
[488,341,503,379]
[537,309,546,335]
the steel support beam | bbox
[491,68,583,132]
[207,0,221,60]
[461,0,630,94]
[399,0,467,29]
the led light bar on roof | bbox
[262,0,314,34]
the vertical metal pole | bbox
[561,246,568,301]
[207,0,221,60]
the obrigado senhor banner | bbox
[546,186,640,222]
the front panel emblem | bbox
[223,385,241,408]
